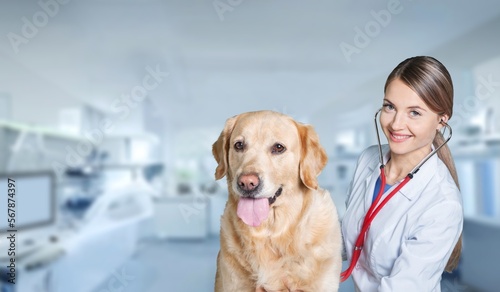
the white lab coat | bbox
[342,145,463,292]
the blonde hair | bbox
[385,56,462,272]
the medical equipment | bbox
[0,171,59,263]
[51,182,154,292]
[0,171,55,232]
[341,108,453,282]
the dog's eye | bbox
[234,141,244,151]
[271,143,286,154]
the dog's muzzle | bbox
[268,187,283,205]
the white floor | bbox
[90,236,474,292]
[91,237,219,292]
[89,236,355,292]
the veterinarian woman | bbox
[341,56,463,291]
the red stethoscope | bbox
[340,108,453,282]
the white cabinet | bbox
[208,193,227,236]
[153,195,209,239]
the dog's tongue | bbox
[237,198,270,227]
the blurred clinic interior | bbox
[0,1,500,291]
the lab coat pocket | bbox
[369,220,406,278]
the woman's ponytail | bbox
[434,130,462,272]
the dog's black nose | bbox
[238,173,260,193]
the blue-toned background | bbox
[0,1,499,291]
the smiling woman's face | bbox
[380,78,447,158]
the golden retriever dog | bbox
[212,110,342,292]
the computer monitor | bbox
[0,171,56,233]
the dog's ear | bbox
[297,123,328,190]
[212,115,238,180]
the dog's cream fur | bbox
[213,111,342,292]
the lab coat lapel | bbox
[361,146,440,243]
[364,166,381,211]
[362,145,439,210]
[397,151,438,201]
[363,145,389,211]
